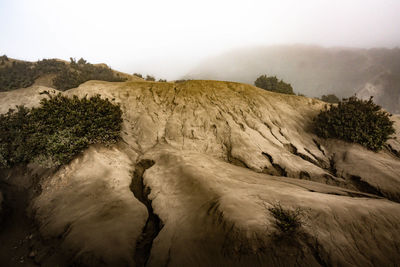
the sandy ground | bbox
[0,80,399,266]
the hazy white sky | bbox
[1,0,399,79]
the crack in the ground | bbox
[284,143,321,168]
[263,122,284,145]
[130,159,163,267]
[303,235,329,267]
[226,143,249,169]
[325,155,397,201]
[262,152,288,177]
[348,175,385,198]
[328,154,338,177]
[313,139,326,157]
[386,143,400,159]
[303,147,329,169]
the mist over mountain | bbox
[1,0,400,265]
[186,45,400,113]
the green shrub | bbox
[254,75,295,95]
[35,58,66,74]
[0,55,9,65]
[145,75,155,81]
[0,61,38,91]
[321,94,340,103]
[0,94,122,168]
[314,96,395,151]
[133,73,143,78]
[52,68,82,90]
[268,202,304,234]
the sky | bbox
[1,0,400,79]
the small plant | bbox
[158,79,167,82]
[133,73,143,78]
[268,202,304,234]
[314,96,395,151]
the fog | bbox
[1,0,400,79]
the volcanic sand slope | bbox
[33,145,147,266]
[0,80,400,266]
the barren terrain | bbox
[1,80,399,266]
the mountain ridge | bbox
[185,45,400,113]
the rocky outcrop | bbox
[0,80,399,266]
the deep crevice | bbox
[284,143,321,168]
[225,142,249,169]
[328,155,338,177]
[386,144,400,159]
[299,171,311,179]
[303,235,329,267]
[312,139,326,157]
[327,157,397,201]
[304,147,329,169]
[130,159,163,267]
[263,122,284,145]
[262,152,287,177]
[278,127,290,142]
[348,175,384,198]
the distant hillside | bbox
[186,45,400,113]
[0,56,143,91]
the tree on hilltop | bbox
[254,75,294,95]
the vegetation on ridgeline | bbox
[0,61,37,90]
[174,79,192,83]
[314,96,395,151]
[0,56,127,91]
[0,94,122,168]
[133,73,167,82]
[145,75,156,81]
[53,58,127,90]
[0,55,9,65]
[320,94,340,103]
[254,75,295,95]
